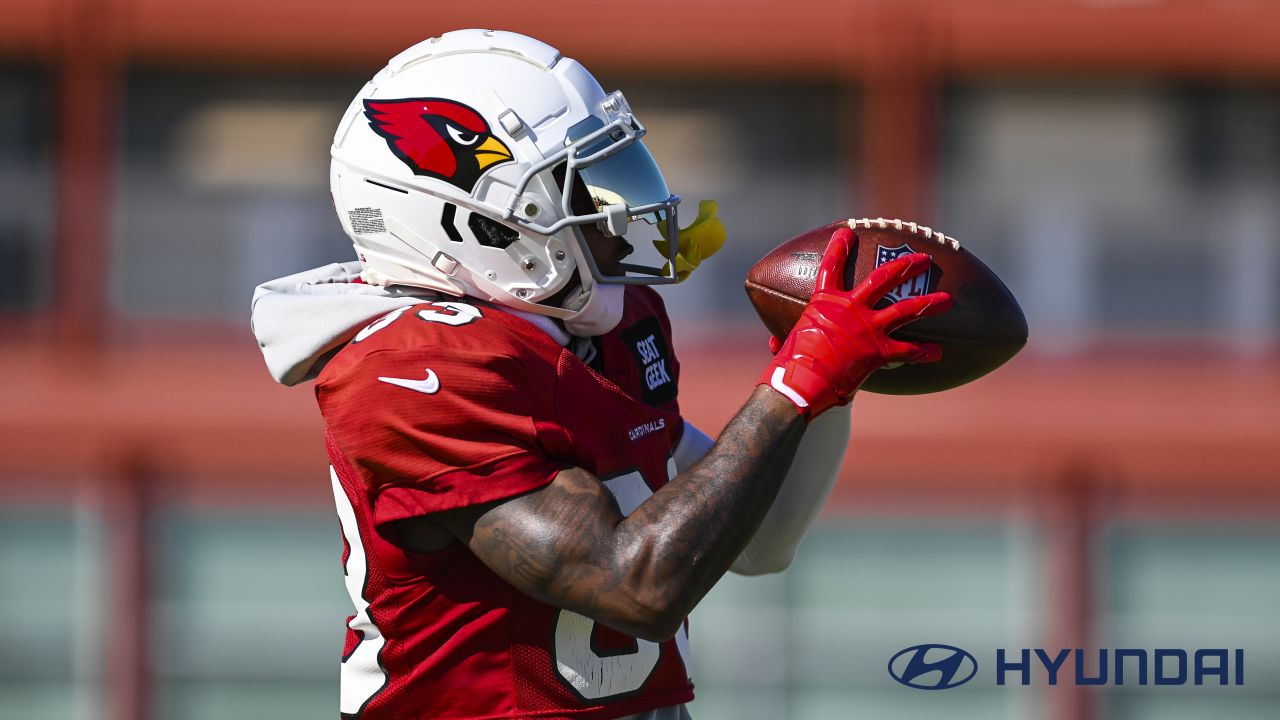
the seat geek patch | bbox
[620,316,676,407]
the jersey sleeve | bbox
[318,346,568,527]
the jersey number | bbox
[552,463,691,701]
[331,467,389,716]
[330,459,690,707]
[353,301,482,343]
[416,301,481,326]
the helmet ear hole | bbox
[468,213,519,249]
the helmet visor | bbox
[568,116,672,210]
[560,115,681,284]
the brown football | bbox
[745,218,1028,395]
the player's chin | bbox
[599,246,634,277]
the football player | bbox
[251,29,950,720]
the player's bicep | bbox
[434,467,627,607]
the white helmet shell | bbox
[330,29,681,335]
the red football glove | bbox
[760,227,953,418]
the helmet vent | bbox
[440,203,465,243]
[364,178,408,194]
[469,213,519,250]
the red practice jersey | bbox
[317,287,693,720]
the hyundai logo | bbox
[889,644,979,690]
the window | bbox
[113,71,362,321]
[0,67,54,311]
[939,82,1280,355]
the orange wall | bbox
[2,0,1276,506]
[6,0,1280,75]
[2,343,1275,508]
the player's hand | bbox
[759,227,952,418]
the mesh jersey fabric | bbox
[319,287,693,720]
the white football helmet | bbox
[330,29,681,336]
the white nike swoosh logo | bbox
[377,369,440,395]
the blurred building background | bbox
[1,1,1278,719]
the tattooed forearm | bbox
[437,385,807,642]
[615,386,806,625]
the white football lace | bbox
[846,217,962,251]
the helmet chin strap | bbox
[560,282,625,337]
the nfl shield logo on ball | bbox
[875,244,931,303]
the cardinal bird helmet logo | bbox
[363,97,513,193]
